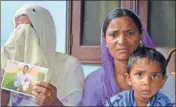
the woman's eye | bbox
[128,31,135,36]
[110,33,116,38]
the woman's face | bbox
[105,16,141,61]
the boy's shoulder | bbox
[110,89,130,100]
[106,89,132,106]
[156,92,170,99]
[152,92,172,106]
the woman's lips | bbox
[116,48,128,53]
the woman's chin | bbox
[115,52,129,59]
[116,56,129,61]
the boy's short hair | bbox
[127,46,167,76]
[24,65,29,69]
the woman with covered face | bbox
[80,8,175,106]
[1,4,84,106]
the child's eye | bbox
[152,74,161,79]
[135,72,143,77]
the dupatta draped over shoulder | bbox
[81,8,155,106]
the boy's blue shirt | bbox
[105,89,172,106]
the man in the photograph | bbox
[14,65,32,92]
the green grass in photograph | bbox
[24,89,32,94]
[2,72,17,91]
[2,71,46,95]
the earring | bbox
[140,40,144,47]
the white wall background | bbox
[1,1,100,78]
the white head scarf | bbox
[2,4,56,80]
[2,24,48,68]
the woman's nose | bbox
[117,34,126,45]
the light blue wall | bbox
[1,1,101,78]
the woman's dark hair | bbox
[127,47,167,77]
[103,8,142,35]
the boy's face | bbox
[126,58,167,100]
[23,67,29,73]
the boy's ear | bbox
[125,73,132,86]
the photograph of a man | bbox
[14,65,32,92]
[1,60,48,96]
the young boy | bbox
[14,65,32,92]
[105,47,173,106]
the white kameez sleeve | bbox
[61,91,82,106]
